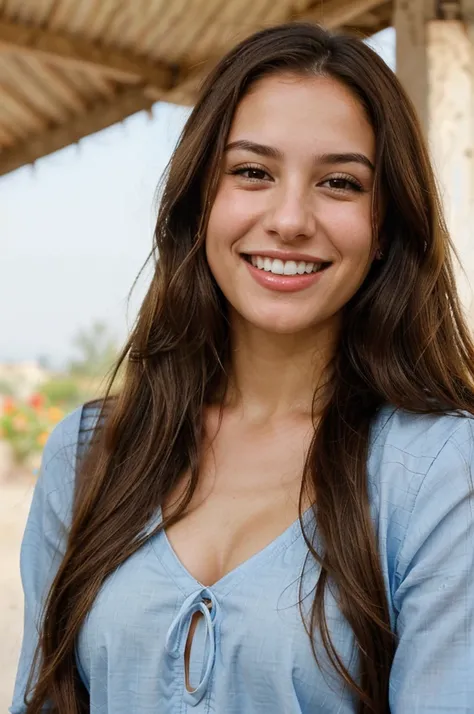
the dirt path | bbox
[0,477,34,713]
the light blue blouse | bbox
[10,404,474,713]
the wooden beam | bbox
[0,16,174,93]
[342,3,393,36]
[350,8,390,28]
[298,0,389,28]
[0,79,48,132]
[21,55,89,114]
[0,87,155,176]
[0,120,17,147]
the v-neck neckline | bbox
[152,505,316,599]
[149,405,396,599]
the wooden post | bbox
[394,0,474,318]
[463,0,474,244]
[394,0,436,132]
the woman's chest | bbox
[162,418,313,587]
[76,532,357,713]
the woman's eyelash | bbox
[229,165,270,181]
[228,166,364,191]
[323,175,363,192]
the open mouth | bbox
[242,254,331,276]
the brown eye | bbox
[322,177,362,192]
[231,166,272,182]
[329,178,351,190]
[244,168,267,180]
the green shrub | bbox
[39,377,82,409]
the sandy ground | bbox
[0,476,34,713]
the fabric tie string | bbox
[165,587,219,705]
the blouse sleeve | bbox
[390,418,474,713]
[9,408,82,714]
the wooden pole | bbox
[394,0,474,318]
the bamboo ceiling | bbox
[0,0,391,176]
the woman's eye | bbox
[324,177,362,192]
[234,167,270,181]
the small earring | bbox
[375,248,384,260]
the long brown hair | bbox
[25,22,474,714]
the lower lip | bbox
[244,259,327,293]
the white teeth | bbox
[272,259,284,275]
[283,261,297,275]
[247,255,326,276]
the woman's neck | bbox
[225,312,338,422]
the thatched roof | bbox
[0,0,391,177]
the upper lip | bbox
[242,250,331,263]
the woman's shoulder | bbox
[371,404,474,467]
[35,402,102,512]
[369,407,474,610]
[369,406,474,545]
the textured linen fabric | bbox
[10,404,474,713]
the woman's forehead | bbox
[227,73,375,161]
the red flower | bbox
[29,393,45,410]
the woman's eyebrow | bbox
[225,140,374,171]
[225,139,282,159]
[318,152,374,172]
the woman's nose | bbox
[262,184,316,243]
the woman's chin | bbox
[234,306,328,336]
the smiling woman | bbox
[207,73,376,329]
[10,21,474,714]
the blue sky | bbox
[0,29,394,367]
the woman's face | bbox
[206,72,377,335]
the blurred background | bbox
[1,0,472,710]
